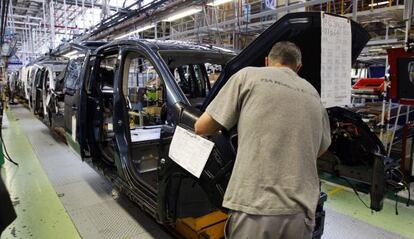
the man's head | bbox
[268,41,302,72]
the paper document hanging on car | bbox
[169,126,215,178]
[320,13,352,108]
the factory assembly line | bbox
[1,12,408,239]
[1,0,414,238]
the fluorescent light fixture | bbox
[368,1,389,7]
[162,7,202,22]
[67,53,85,60]
[207,0,232,6]
[115,24,155,40]
[63,50,77,58]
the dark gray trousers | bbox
[225,211,313,239]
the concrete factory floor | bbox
[1,105,413,239]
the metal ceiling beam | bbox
[56,8,79,22]
[12,21,40,26]
[344,5,404,18]
[11,14,43,20]
[54,0,119,11]
[240,0,330,19]
[77,0,173,41]
[366,38,401,46]
[12,6,39,11]
[161,0,331,40]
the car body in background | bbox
[8,71,19,103]
[29,60,68,118]
[17,64,37,102]
[59,41,107,134]
[14,42,104,129]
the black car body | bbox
[48,42,108,130]
[62,12,401,237]
[72,38,236,224]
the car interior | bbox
[160,51,233,109]
[119,51,230,219]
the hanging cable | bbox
[386,168,411,207]
[0,133,18,166]
[0,110,18,167]
[340,176,371,210]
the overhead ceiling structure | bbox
[97,0,411,52]
[1,0,413,64]
[5,0,137,63]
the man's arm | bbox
[194,68,247,136]
[318,107,331,157]
[318,150,328,158]
[194,112,223,136]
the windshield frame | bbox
[158,49,235,106]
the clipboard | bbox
[168,126,215,178]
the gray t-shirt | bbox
[206,66,331,221]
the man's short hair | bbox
[268,41,302,67]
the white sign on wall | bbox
[264,0,276,9]
[320,13,352,108]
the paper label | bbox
[321,13,352,108]
[168,126,214,178]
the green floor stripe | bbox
[0,110,81,239]
[322,181,414,239]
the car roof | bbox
[79,41,107,48]
[98,39,235,55]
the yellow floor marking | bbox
[327,186,345,197]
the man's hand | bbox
[194,112,222,136]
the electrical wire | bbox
[0,132,18,166]
[340,176,371,210]
[386,168,411,207]
[0,98,18,166]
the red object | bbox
[401,123,414,178]
[352,78,385,94]
[399,98,414,105]
[387,48,414,99]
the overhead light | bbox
[209,27,224,31]
[63,51,84,59]
[63,50,77,57]
[115,24,155,40]
[162,7,202,22]
[67,53,85,60]
[207,0,233,6]
[368,1,389,7]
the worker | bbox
[194,41,331,239]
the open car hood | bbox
[175,12,401,213]
[202,12,370,108]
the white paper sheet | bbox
[321,13,352,108]
[130,127,161,142]
[168,126,215,178]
